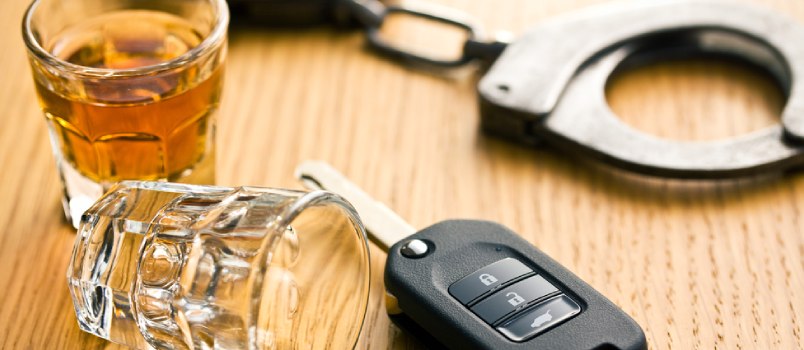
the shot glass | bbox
[67,181,371,349]
[23,0,228,227]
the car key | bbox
[295,161,647,350]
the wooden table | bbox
[1,0,802,348]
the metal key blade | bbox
[294,161,416,251]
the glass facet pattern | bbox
[67,181,370,349]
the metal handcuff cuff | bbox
[479,1,804,179]
[234,0,804,179]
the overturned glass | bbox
[67,181,370,349]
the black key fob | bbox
[385,220,647,350]
[295,162,647,349]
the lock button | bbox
[470,275,559,325]
[479,273,498,286]
[449,258,533,305]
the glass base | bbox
[56,154,215,228]
[57,160,105,228]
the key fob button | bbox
[497,295,581,342]
[470,275,558,324]
[449,258,533,305]
[400,239,430,258]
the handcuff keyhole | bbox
[605,57,784,141]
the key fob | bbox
[385,220,647,350]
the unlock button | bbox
[470,275,559,324]
[449,258,533,305]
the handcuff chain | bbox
[339,0,509,69]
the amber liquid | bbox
[34,10,223,184]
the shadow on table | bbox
[474,134,802,208]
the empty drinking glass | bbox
[67,181,370,349]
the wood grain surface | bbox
[1,0,803,349]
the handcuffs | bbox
[231,0,804,179]
[479,1,804,179]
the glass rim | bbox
[22,0,229,78]
[259,189,371,345]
